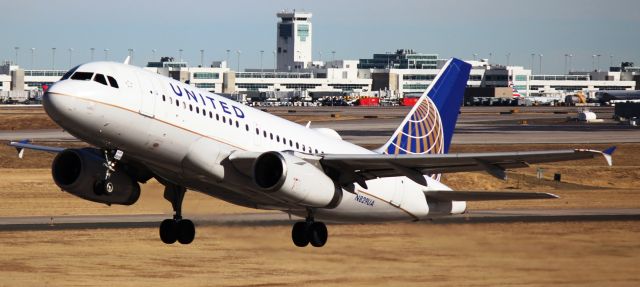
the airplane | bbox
[9,58,615,247]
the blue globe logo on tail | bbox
[379,58,472,180]
[385,96,444,155]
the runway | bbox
[1,208,638,231]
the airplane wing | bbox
[8,140,65,158]
[320,147,616,187]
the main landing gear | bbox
[159,184,195,245]
[291,212,328,248]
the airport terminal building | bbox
[1,10,638,104]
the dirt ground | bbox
[1,106,639,286]
[0,221,638,287]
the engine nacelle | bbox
[52,148,140,205]
[253,151,342,208]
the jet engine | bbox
[252,151,342,208]
[51,148,140,205]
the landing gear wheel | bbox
[307,222,328,247]
[159,184,196,245]
[177,219,195,245]
[292,222,309,247]
[159,219,178,244]
[104,180,115,194]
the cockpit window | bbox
[61,65,80,80]
[107,76,119,88]
[93,74,108,86]
[71,72,94,81]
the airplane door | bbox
[137,72,156,118]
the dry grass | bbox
[1,106,639,286]
[0,221,638,286]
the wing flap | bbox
[321,147,614,184]
[425,190,558,201]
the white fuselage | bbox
[44,62,465,222]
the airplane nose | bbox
[43,82,78,125]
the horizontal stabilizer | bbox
[424,190,558,201]
[8,140,65,158]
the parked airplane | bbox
[10,58,614,247]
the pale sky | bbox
[3,0,639,74]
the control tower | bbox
[276,11,312,70]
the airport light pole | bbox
[331,50,336,67]
[530,53,535,73]
[178,49,183,62]
[90,48,95,61]
[488,52,492,63]
[506,52,511,66]
[592,54,596,71]
[31,48,35,69]
[596,54,601,71]
[610,54,614,69]
[260,50,264,72]
[473,53,478,61]
[14,46,19,65]
[272,50,276,72]
[539,54,543,75]
[104,48,109,60]
[51,48,56,70]
[226,49,231,67]
[568,54,573,72]
[68,48,73,68]
[236,50,241,72]
[151,49,157,62]
[200,49,204,67]
[564,54,569,74]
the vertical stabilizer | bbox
[377,58,471,159]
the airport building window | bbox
[71,72,93,81]
[515,75,528,81]
[403,74,436,80]
[193,72,219,79]
[107,76,119,88]
[195,83,216,90]
[403,84,429,90]
[328,84,368,91]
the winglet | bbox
[123,56,131,65]
[602,146,616,166]
[12,139,31,159]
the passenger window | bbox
[107,76,119,88]
[71,72,93,81]
[216,114,220,121]
[235,121,239,128]
[255,128,259,135]
[245,124,249,131]
[222,116,226,123]
[270,133,273,140]
[93,74,108,86]
[209,111,212,118]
